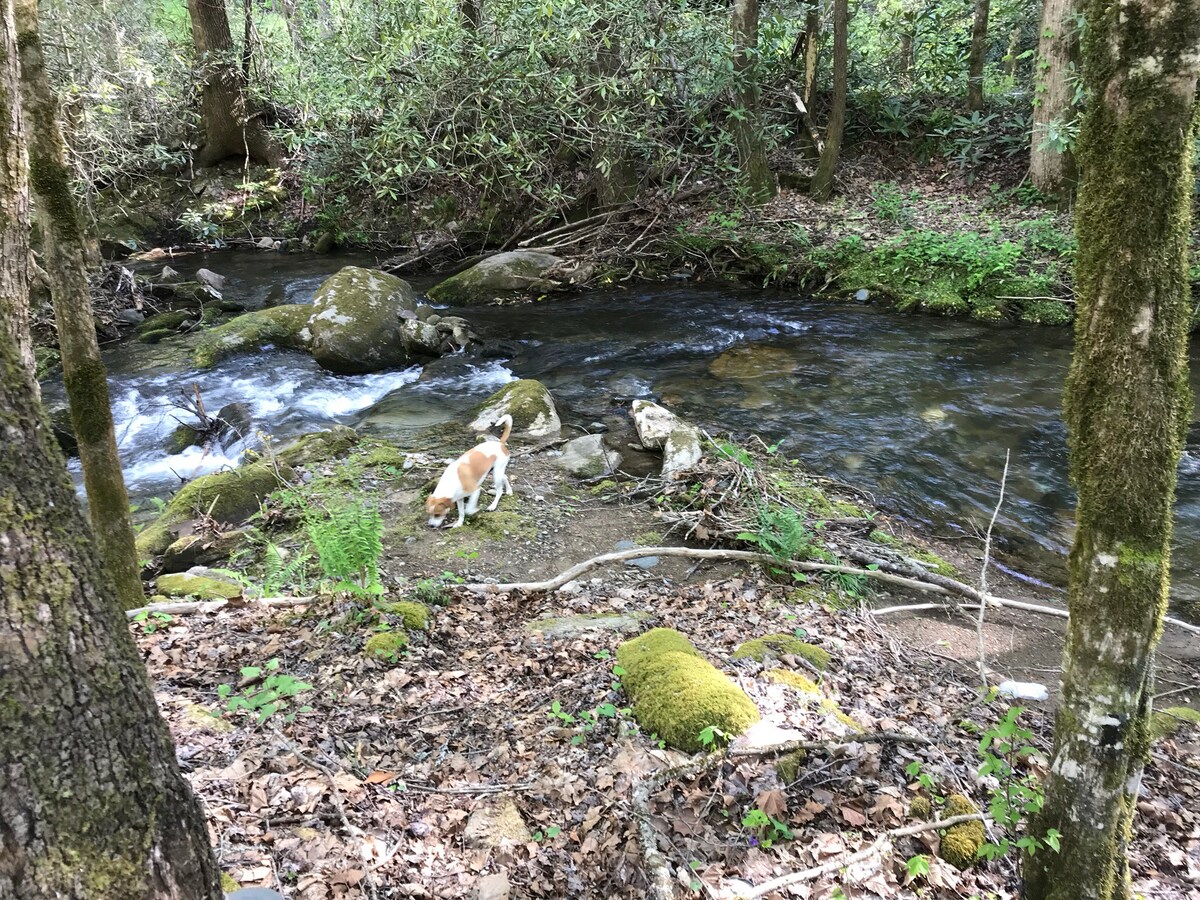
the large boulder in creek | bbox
[469,379,561,438]
[631,399,703,476]
[307,266,420,373]
[193,304,313,368]
[427,251,564,305]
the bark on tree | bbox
[591,19,637,206]
[802,3,821,106]
[0,7,224,898]
[186,0,280,167]
[461,0,482,30]
[15,0,143,611]
[810,0,847,201]
[1029,0,1081,198]
[275,0,303,49]
[731,0,776,203]
[967,0,990,110]
[0,0,31,382]
[1022,0,1200,896]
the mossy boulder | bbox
[732,634,832,670]
[427,250,564,304]
[939,794,984,869]
[556,433,622,478]
[1150,705,1200,740]
[617,628,759,751]
[155,572,243,600]
[364,631,409,662]
[135,462,292,557]
[625,650,761,752]
[164,423,204,455]
[137,309,193,335]
[160,530,250,574]
[469,379,561,437]
[376,600,430,630]
[194,304,313,368]
[308,266,420,373]
[276,426,361,466]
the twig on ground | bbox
[978,450,1010,688]
[402,781,536,795]
[125,595,314,618]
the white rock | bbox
[630,399,681,450]
[997,680,1049,701]
[662,424,702,476]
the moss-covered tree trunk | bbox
[811,0,847,200]
[1022,0,1200,896]
[15,0,143,610]
[0,7,224,897]
[967,0,990,110]
[731,0,775,203]
[0,0,31,382]
[1029,0,1081,199]
[802,3,821,105]
[590,18,637,206]
[186,0,280,167]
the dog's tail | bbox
[495,414,513,445]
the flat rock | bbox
[555,433,621,478]
[526,612,650,638]
[464,798,530,848]
[475,873,511,900]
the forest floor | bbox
[134,441,1200,900]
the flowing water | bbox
[47,252,1200,611]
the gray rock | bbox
[475,872,512,900]
[630,399,682,450]
[214,402,253,449]
[555,434,621,478]
[116,308,145,325]
[196,268,226,292]
[464,798,529,848]
[226,890,285,900]
[308,266,419,374]
[526,612,650,638]
[614,539,659,569]
[160,266,180,281]
[400,318,443,357]
[663,424,702,476]
[427,250,564,305]
[160,530,251,573]
[255,236,278,250]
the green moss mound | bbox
[767,669,819,692]
[469,378,560,437]
[276,426,361,466]
[194,304,313,368]
[940,793,984,869]
[156,573,242,600]
[1150,706,1200,740]
[909,796,933,820]
[615,628,701,694]
[364,631,409,662]
[732,634,831,670]
[376,600,430,630]
[164,423,203,454]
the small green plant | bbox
[531,825,562,842]
[132,609,172,634]
[260,541,312,596]
[741,808,793,849]
[904,854,931,881]
[977,706,1060,861]
[870,182,911,223]
[904,760,943,802]
[306,503,384,596]
[218,658,313,725]
[697,725,728,750]
[412,571,462,606]
[738,505,813,561]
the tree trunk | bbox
[461,0,481,30]
[967,0,990,110]
[810,0,847,201]
[591,19,637,206]
[899,32,912,74]
[15,0,143,611]
[276,0,303,49]
[0,6,224,898]
[1029,0,1081,198]
[0,0,31,382]
[802,4,821,106]
[731,0,775,203]
[186,0,280,167]
[1022,0,1200,896]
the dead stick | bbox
[125,595,314,618]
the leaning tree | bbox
[1023,0,1200,896]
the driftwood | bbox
[463,545,1200,636]
[125,595,313,619]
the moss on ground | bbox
[616,628,702,694]
[940,794,985,869]
[1150,706,1200,740]
[156,573,242,600]
[635,531,663,546]
[470,379,560,436]
[767,669,819,692]
[776,750,806,784]
[276,426,360,466]
[364,631,409,662]
[376,600,430,630]
[910,547,959,578]
[909,796,933,820]
[732,634,832,669]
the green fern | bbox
[306,503,384,596]
[737,505,814,561]
[262,542,311,596]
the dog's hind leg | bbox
[488,457,510,510]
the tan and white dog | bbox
[424,415,514,528]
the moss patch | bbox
[767,668,819,693]
[910,548,959,578]
[156,573,242,600]
[364,631,409,662]
[732,634,832,669]
[940,794,985,869]
[221,873,240,892]
[469,379,560,436]
[776,750,806,784]
[909,796,933,820]
[194,304,313,368]
[276,426,361,466]
[1150,706,1200,740]
[376,600,430,630]
[615,628,702,694]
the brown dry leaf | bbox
[756,788,788,821]
[363,769,397,785]
[839,805,867,828]
[812,832,846,857]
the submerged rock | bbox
[193,304,313,368]
[427,251,564,304]
[214,402,253,449]
[469,379,561,438]
[308,266,420,374]
[708,344,798,380]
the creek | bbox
[45,252,1200,612]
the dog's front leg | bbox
[450,498,466,528]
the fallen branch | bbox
[125,595,314,619]
[733,813,988,899]
[872,598,1200,636]
[728,730,933,758]
[402,781,536,795]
